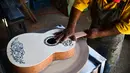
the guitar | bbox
[7,29,87,73]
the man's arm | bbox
[86,1,130,39]
[100,27,121,37]
[84,27,120,39]
[55,0,91,42]
[67,7,82,33]
[55,7,82,42]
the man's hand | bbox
[55,27,76,43]
[55,7,82,43]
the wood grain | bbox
[13,48,75,73]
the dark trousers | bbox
[87,34,124,73]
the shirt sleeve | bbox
[73,0,90,11]
[116,8,130,34]
[116,19,130,34]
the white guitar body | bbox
[7,29,76,73]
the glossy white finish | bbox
[40,39,89,73]
[7,29,76,67]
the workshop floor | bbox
[25,7,130,73]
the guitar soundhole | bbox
[44,36,58,46]
[47,38,56,44]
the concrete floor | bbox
[25,7,130,73]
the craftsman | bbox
[55,0,130,73]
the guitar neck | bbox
[74,32,87,39]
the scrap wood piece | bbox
[19,0,37,23]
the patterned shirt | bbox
[73,0,130,34]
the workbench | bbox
[35,27,106,73]
[80,46,106,73]
[6,25,106,73]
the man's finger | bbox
[54,31,63,39]
[55,34,64,43]
[60,34,68,43]
[70,35,77,41]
